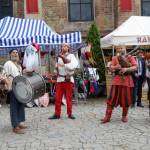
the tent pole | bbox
[39,52,42,75]
[7,50,9,60]
[112,45,114,57]
[101,48,106,68]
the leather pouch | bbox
[65,74,71,82]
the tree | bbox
[85,22,106,83]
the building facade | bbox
[0,0,149,74]
[1,0,148,38]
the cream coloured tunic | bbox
[3,60,22,88]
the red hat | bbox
[31,43,40,53]
[61,43,70,54]
[145,53,150,59]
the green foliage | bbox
[85,22,106,83]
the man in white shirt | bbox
[3,48,27,134]
[49,43,78,119]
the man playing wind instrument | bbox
[101,43,138,122]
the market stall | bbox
[100,16,150,100]
[0,16,82,107]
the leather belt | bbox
[115,70,131,76]
[59,74,73,78]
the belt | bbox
[115,70,131,76]
[59,74,73,78]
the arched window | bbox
[68,0,93,22]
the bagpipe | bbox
[117,45,140,79]
[51,45,82,80]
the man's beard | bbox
[120,52,125,56]
[62,50,67,54]
[11,56,19,61]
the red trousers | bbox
[55,82,74,115]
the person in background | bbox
[131,50,146,108]
[0,73,5,79]
[0,73,5,107]
[144,53,150,107]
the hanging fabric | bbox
[23,45,39,71]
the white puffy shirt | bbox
[54,53,78,83]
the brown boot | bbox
[122,107,128,122]
[18,124,27,129]
[13,127,24,134]
[101,104,113,122]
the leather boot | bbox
[101,104,113,122]
[68,114,75,119]
[18,124,27,129]
[122,107,128,122]
[48,114,60,119]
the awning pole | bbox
[7,50,9,60]
[112,45,114,57]
[39,52,42,75]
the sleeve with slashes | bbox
[64,54,78,70]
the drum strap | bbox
[9,74,15,79]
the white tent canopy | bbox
[100,16,150,48]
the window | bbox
[26,0,38,14]
[68,0,93,22]
[141,0,150,16]
[0,0,13,19]
[121,0,132,11]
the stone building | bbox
[0,0,149,74]
[0,0,147,39]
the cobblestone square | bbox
[0,98,150,150]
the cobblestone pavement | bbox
[0,98,150,150]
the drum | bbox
[12,71,46,103]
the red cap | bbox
[61,43,70,54]
[31,43,40,53]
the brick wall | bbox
[114,0,140,28]
[14,0,24,18]
[95,0,113,17]
[42,0,67,32]
[95,0,114,31]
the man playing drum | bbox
[101,43,138,122]
[3,48,27,134]
[49,43,78,120]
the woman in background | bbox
[145,53,150,107]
